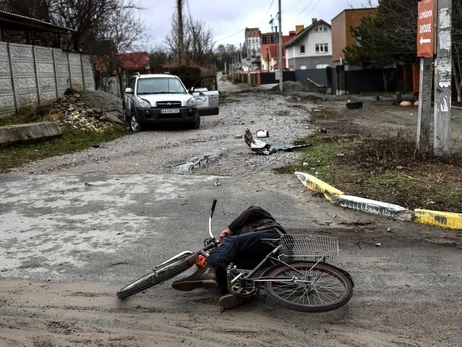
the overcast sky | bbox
[138,0,376,50]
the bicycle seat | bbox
[259,238,280,247]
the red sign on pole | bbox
[417,0,435,57]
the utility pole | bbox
[433,0,452,158]
[417,57,433,153]
[277,0,283,92]
[177,0,184,65]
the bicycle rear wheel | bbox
[117,255,193,299]
[264,262,353,312]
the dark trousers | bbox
[207,228,281,269]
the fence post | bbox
[32,46,41,106]
[80,54,86,91]
[7,43,18,112]
[52,49,59,99]
[67,51,72,89]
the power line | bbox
[258,0,276,27]
[283,0,298,11]
[285,0,312,16]
[215,29,245,43]
[295,0,321,20]
[298,0,315,16]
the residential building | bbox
[261,31,278,44]
[0,10,73,48]
[331,8,376,65]
[284,19,333,70]
[245,27,261,57]
[260,32,296,72]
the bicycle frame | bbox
[228,242,329,288]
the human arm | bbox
[218,227,232,243]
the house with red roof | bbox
[118,52,150,74]
[260,31,296,72]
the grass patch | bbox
[275,113,462,213]
[0,124,129,172]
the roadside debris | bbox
[244,129,312,155]
[172,154,218,174]
[346,101,363,109]
[46,90,124,132]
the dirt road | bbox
[1,87,462,346]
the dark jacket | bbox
[228,206,286,235]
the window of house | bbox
[300,65,307,70]
[315,43,329,53]
[315,25,326,32]
[300,45,305,54]
[316,64,329,69]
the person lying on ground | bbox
[172,205,286,309]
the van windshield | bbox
[137,78,187,94]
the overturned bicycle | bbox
[117,200,354,312]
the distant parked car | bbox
[123,73,200,132]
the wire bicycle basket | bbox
[279,234,339,266]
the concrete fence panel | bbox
[9,43,37,109]
[68,52,84,90]
[35,46,57,104]
[81,54,95,91]
[53,49,71,98]
[0,42,15,116]
[0,44,95,118]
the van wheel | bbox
[130,111,143,132]
[190,113,200,129]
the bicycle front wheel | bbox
[264,262,353,312]
[117,256,193,299]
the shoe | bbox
[171,265,218,291]
[218,293,255,309]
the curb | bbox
[295,172,462,230]
[414,209,462,230]
[337,195,414,221]
[295,172,344,203]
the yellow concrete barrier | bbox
[295,172,344,203]
[414,209,462,230]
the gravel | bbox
[10,88,323,177]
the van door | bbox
[193,89,219,116]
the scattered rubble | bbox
[244,128,312,155]
[45,91,124,132]
[172,154,219,174]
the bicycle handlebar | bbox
[209,199,217,239]
[211,199,217,217]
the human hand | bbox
[218,228,232,243]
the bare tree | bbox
[184,19,215,66]
[0,0,145,54]
[164,15,215,66]
[149,46,171,69]
[91,2,146,97]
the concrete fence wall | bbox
[0,42,95,118]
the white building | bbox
[245,27,261,57]
[285,19,333,70]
